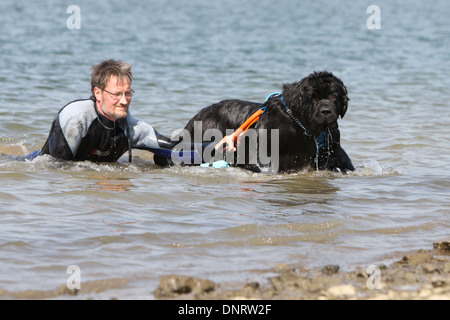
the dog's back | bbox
[184,100,262,136]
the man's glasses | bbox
[103,88,134,100]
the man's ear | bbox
[94,87,103,103]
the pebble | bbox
[433,241,450,251]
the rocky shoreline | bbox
[154,241,450,300]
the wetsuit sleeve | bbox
[40,119,77,160]
[41,100,95,160]
[126,114,170,153]
[126,114,212,164]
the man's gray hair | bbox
[91,59,132,95]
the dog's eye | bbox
[330,95,337,100]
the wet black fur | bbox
[180,71,355,173]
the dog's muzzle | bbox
[315,100,338,126]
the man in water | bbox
[26,59,232,164]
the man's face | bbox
[94,76,132,121]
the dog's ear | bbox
[282,81,310,113]
[339,85,349,118]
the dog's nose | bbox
[320,108,333,116]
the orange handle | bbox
[232,109,263,142]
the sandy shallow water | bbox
[154,241,450,300]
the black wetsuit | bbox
[29,97,204,164]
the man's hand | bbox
[214,133,243,153]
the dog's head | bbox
[282,71,349,136]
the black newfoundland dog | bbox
[175,71,355,173]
